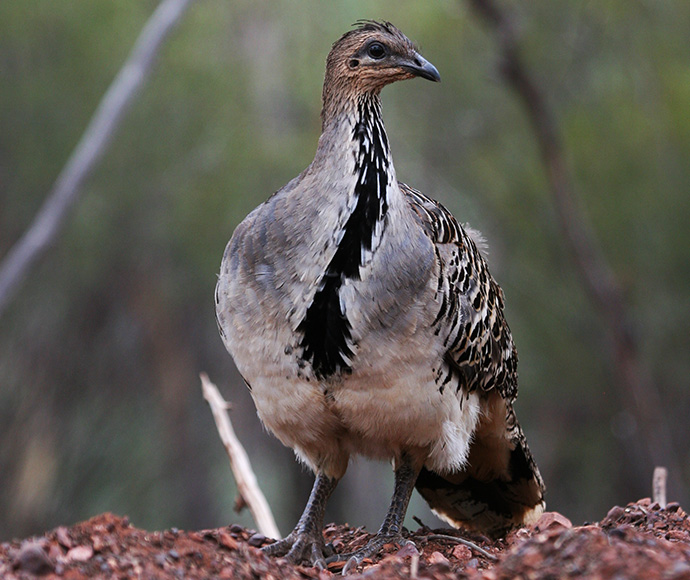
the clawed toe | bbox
[261,535,291,558]
[261,531,328,568]
[328,533,414,575]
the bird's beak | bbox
[400,52,441,82]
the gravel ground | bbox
[2,498,689,579]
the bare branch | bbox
[0,0,195,319]
[467,0,683,496]
[200,373,280,540]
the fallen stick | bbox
[200,373,280,540]
[426,534,497,562]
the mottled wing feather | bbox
[401,182,545,535]
[400,182,517,401]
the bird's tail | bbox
[415,397,545,537]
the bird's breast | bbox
[218,183,439,381]
[216,185,477,473]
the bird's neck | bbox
[315,93,395,270]
[316,91,396,192]
[320,90,385,143]
[296,93,397,378]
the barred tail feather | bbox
[416,396,545,536]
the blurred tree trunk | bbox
[466,0,684,501]
[126,272,214,528]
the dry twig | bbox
[0,0,195,319]
[426,534,497,562]
[653,467,668,508]
[200,373,280,540]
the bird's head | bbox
[323,20,440,101]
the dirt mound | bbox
[2,498,689,579]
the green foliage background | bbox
[1,0,689,540]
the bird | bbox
[215,20,545,573]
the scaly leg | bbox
[262,472,338,569]
[332,454,421,574]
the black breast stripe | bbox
[297,96,390,379]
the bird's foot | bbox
[262,529,333,570]
[328,533,416,575]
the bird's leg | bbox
[334,453,421,575]
[262,472,338,569]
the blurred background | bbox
[1,0,689,541]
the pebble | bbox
[219,532,239,550]
[427,550,450,567]
[55,526,73,549]
[451,544,472,561]
[247,532,266,547]
[12,542,54,575]
[533,512,573,532]
[155,553,168,567]
[605,505,625,521]
[66,545,94,562]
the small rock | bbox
[92,534,107,552]
[327,559,346,573]
[55,526,73,549]
[66,545,94,562]
[148,532,163,547]
[666,529,689,542]
[247,532,266,547]
[533,512,573,532]
[395,542,419,559]
[608,525,629,539]
[12,542,54,575]
[605,505,625,522]
[331,538,345,551]
[451,543,472,561]
[427,551,450,567]
[154,553,168,567]
[219,532,239,550]
[48,542,64,560]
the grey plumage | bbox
[216,21,544,569]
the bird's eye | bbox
[367,42,386,59]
